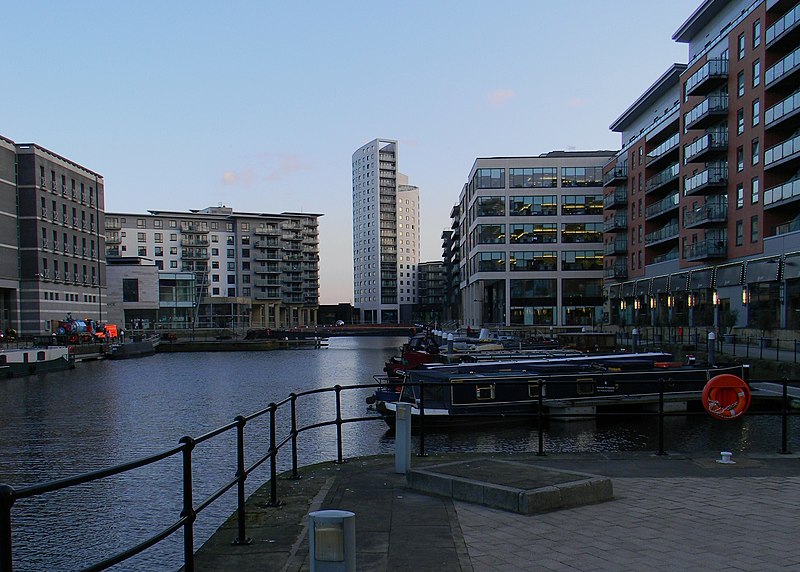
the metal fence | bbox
[0,377,797,571]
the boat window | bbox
[528,380,542,398]
[37,351,46,361]
[576,378,595,396]
[476,385,496,400]
[0,356,6,365]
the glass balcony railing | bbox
[684,164,728,195]
[765,45,800,86]
[645,223,679,245]
[685,58,728,95]
[684,95,728,129]
[684,130,728,163]
[602,165,628,186]
[766,2,800,45]
[764,177,800,207]
[603,214,628,232]
[646,133,680,165]
[645,193,680,219]
[684,239,727,260]
[765,90,800,127]
[683,202,728,227]
[603,188,628,209]
[764,133,800,167]
[645,163,680,193]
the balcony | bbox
[684,95,728,130]
[254,240,279,249]
[646,132,680,169]
[764,177,800,209]
[254,264,280,274]
[255,291,281,300]
[181,251,209,260]
[765,45,800,89]
[645,163,680,194]
[254,227,282,236]
[603,188,628,209]
[604,239,628,255]
[766,3,800,50]
[685,58,728,97]
[603,213,627,232]
[645,222,679,246]
[683,202,728,228]
[775,217,800,235]
[684,130,728,164]
[604,264,628,280]
[602,165,628,186]
[684,239,727,261]
[645,193,680,220]
[254,251,281,262]
[106,235,121,244]
[764,133,800,170]
[181,238,209,247]
[105,220,122,230]
[684,164,728,196]
[651,249,679,264]
[765,90,800,130]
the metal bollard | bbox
[632,328,639,352]
[707,331,716,366]
[395,403,412,474]
[308,510,356,572]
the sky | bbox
[2,0,703,304]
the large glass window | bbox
[122,279,139,302]
[476,196,505,217]
[509,195,557,216]
[510,251,557,271]
[561,250,603,271]
[509,167,557,188]
[471,251,506,272]
[561,167,603,187]
[561,195,603,215]
[475,224,506,244]
[561,222,603,243]
[510,279,557,325]
[475,168,504,189]
[509,223,556,243]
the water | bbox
[0,336,796,571]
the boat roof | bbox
[416,352,673,373]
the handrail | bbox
[1,372,798,571]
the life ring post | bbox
[702,374,751,420]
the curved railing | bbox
[0,375,797,571]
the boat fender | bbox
[702,374,751,420]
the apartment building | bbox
[0,134,106,335]
[352,139,420,324]
[457,152,614,329]
[105,206,320,330]
[604,0,800,331]
[415,261,446,324]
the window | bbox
[227,288,236,297]
[169,220,177,228]
[122,279,139,302]
[170,260,177,268]
[241,236,250,245]
[562,195,602,215]
[475,224,506,244]
[242,274,250,283]
[737,184,744,208]
[137,232,146,242]
[737,146,744,172]
[509,223,556,243]
[211,222,218,230]
[154,220,163,229]
[750,215,759,243]
[241,248,250,258]
[561,222,603,243]
[561,250,603,271]
[508,168,557,188]
[138,246,147,256]
[753,20,761,48]
[752,60,760,87]
[737,33,745,59]
[737,109,744,134]
[509,251,557,271]
[154,247,163,256]
[227,275,236,284]
[737,71,745,97]
[136,218,145,228]
[227,262,235,271]
[155,260,163,270]
[751,177,759,204]
[212,248,219,255]
[241,222,249,231]
[226,236,235,245]
[170,246,178,255]
[211,235,219,243]
[562,167,603,187]
[213,287,220,295]
[471,251,505,272]
[154,232,163,243]
[476,196,505,217]
[227,248,235,258]
[752,99,759,126]
[212,261,219,269]
[212,275,220,282]
[752,139,760,165]
[475,168,504,189]
[170,233,177,241]
[509,195,557,216]
[736,220,744,246]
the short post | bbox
[308,510,356,572]
[179,436,196,572]
[395,403,412,474]
[632,328,639,352]
[233,416,251,546]
[707,331,716,367]
[447,333,454,354]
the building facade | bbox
[105,206,320,330]
[414,261,446,324]
[457,152,614,329]
[0,134,107,336]
[352,139,420,324]
[604,0,800,332]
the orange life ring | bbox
[702,374,751,420]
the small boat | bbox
[0,346,76,377]
[106,336,158,360]
[375,352,750,428]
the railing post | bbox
[0,484,15,572]
[267,403,281,507]
[179,436,196,572]
[232,416,251,546]
[780,379,791,455]
[656,379,666,456]
[418,379,427,457]
[334,386,344,465]
[536,381,545,456]
[290,393,300,480]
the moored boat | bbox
[375,352,750,428]
[0,346,76,377]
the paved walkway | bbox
[192,452,800,571]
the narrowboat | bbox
[375,352,749,428]
[0,346,76,377]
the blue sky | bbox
[3,1,701,304]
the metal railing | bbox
[1,373,797,571]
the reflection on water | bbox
[0,336,797,571]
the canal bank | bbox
[192,451,800,571]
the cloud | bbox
[567,97,591,108]
[488,89,516,107]
[221,153,312,187]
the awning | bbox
[651,275,669,293]
[689,268,714,290]
[608,285,620,299]
[622,281,636,297]
[670,272,689,292]
[746,257,781,283]
[784,252,800,280]
[635,279,651,296]
[715,263,743,287]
